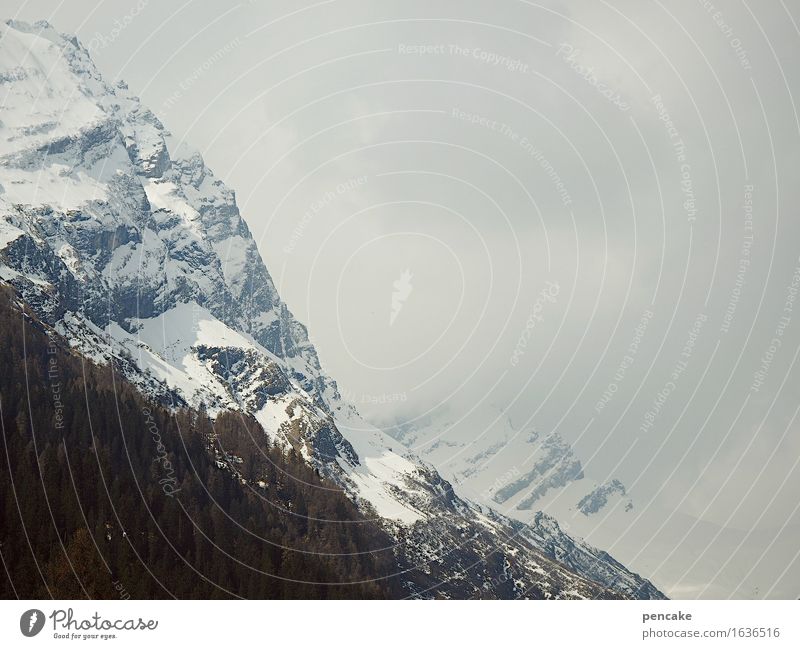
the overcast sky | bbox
[5,0,800,598]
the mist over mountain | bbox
[0,19,663,599]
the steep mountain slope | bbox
[0,286,403,598]
[0,19,664,599]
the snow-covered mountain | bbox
[0,19,663,599]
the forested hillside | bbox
[0,287,401,599]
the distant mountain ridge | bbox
[386,407,634,520]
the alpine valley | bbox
[0,19,664,599]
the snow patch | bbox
[0,220,24,249]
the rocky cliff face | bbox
[0,19,664,599]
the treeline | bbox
[0,287,402,598]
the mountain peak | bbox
[4,18,88,55]
[0,20,116,162]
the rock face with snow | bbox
[493,431,584,509]
[0,20,664,599]
[577,479,632,516]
